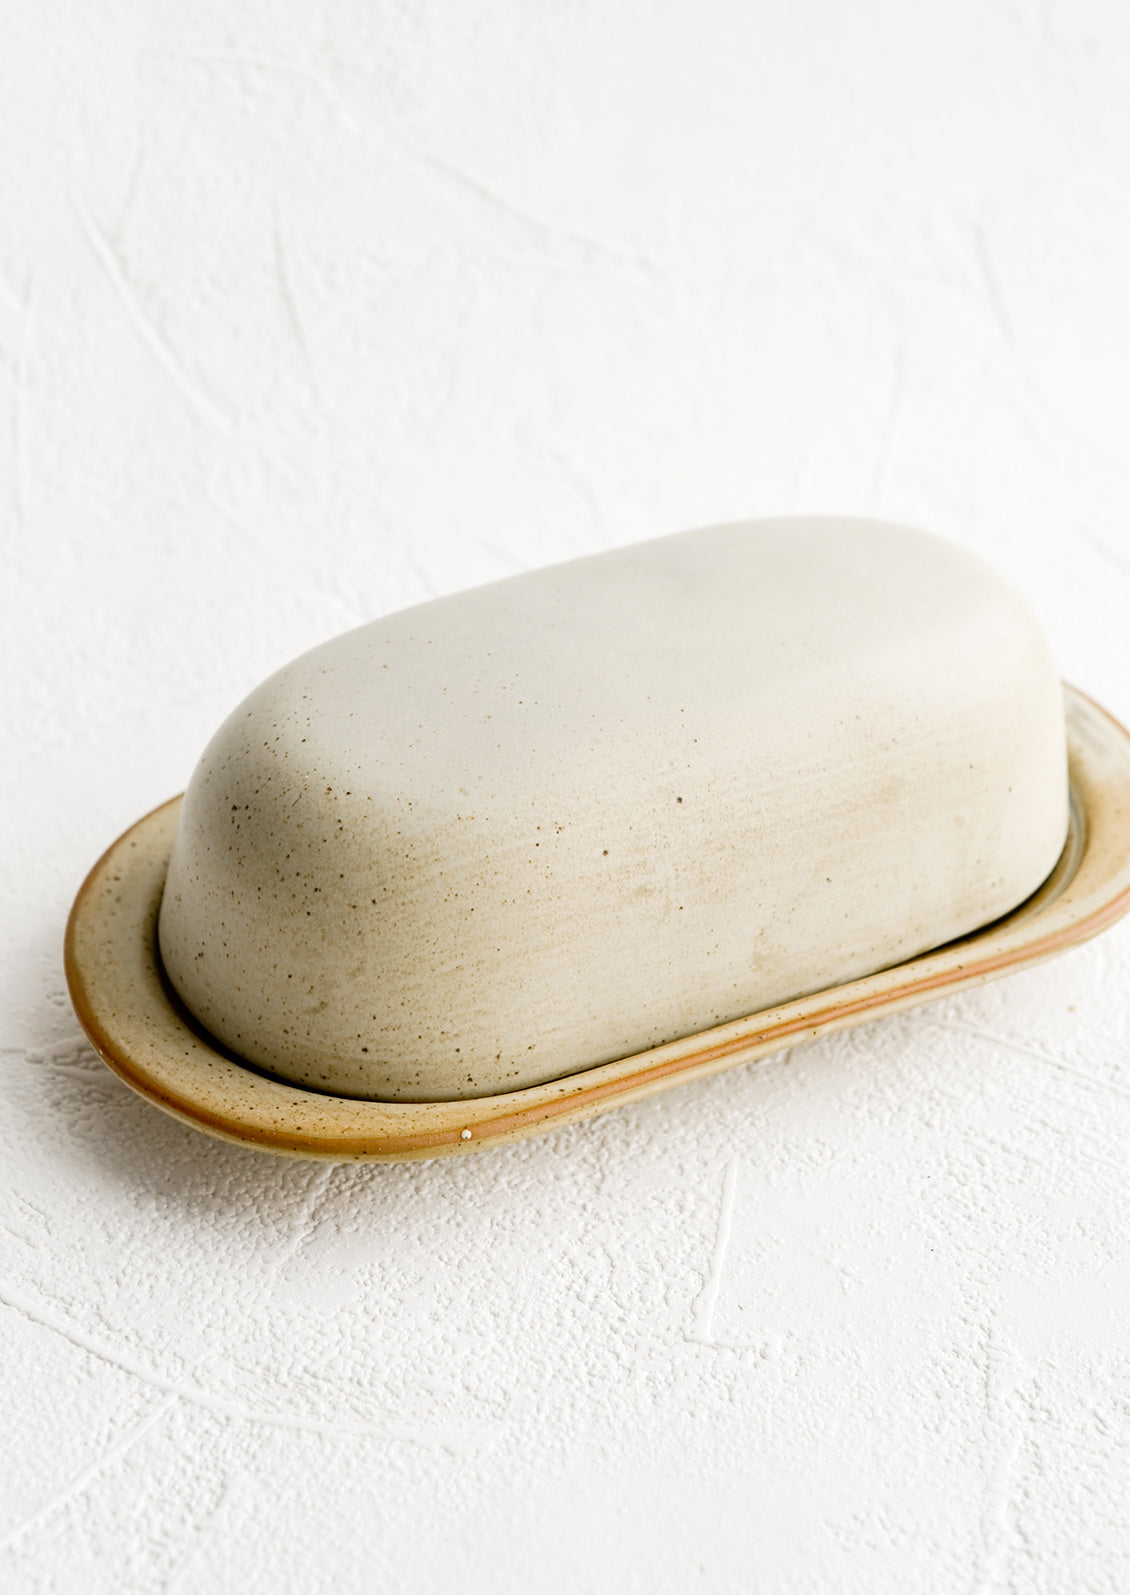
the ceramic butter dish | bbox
[66,519,1130,1157]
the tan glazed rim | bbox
[65,685,1130,1161]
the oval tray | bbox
[65,686,1130,1160]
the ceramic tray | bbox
[65,686,1130,1161]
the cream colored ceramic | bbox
[64,687,1130,1158]
[155,519,1066,1102]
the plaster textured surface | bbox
[4,2,1130,1590]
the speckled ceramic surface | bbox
[154,519,1068,1103]
[65,688,1130,1160]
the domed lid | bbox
[155,518,1070,1103]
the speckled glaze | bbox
[64,689,1130,1157]
[154,518,1068,1102]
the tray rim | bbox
[64,684,1130,1161]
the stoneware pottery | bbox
[66,518,1130,1158]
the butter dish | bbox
[65,520,1130,1157]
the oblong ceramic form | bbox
[64,687,1130,1159]
[155,519,1067,1103]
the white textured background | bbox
[4,3,1130,1591]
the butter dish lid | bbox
[154,518,1068,1102]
